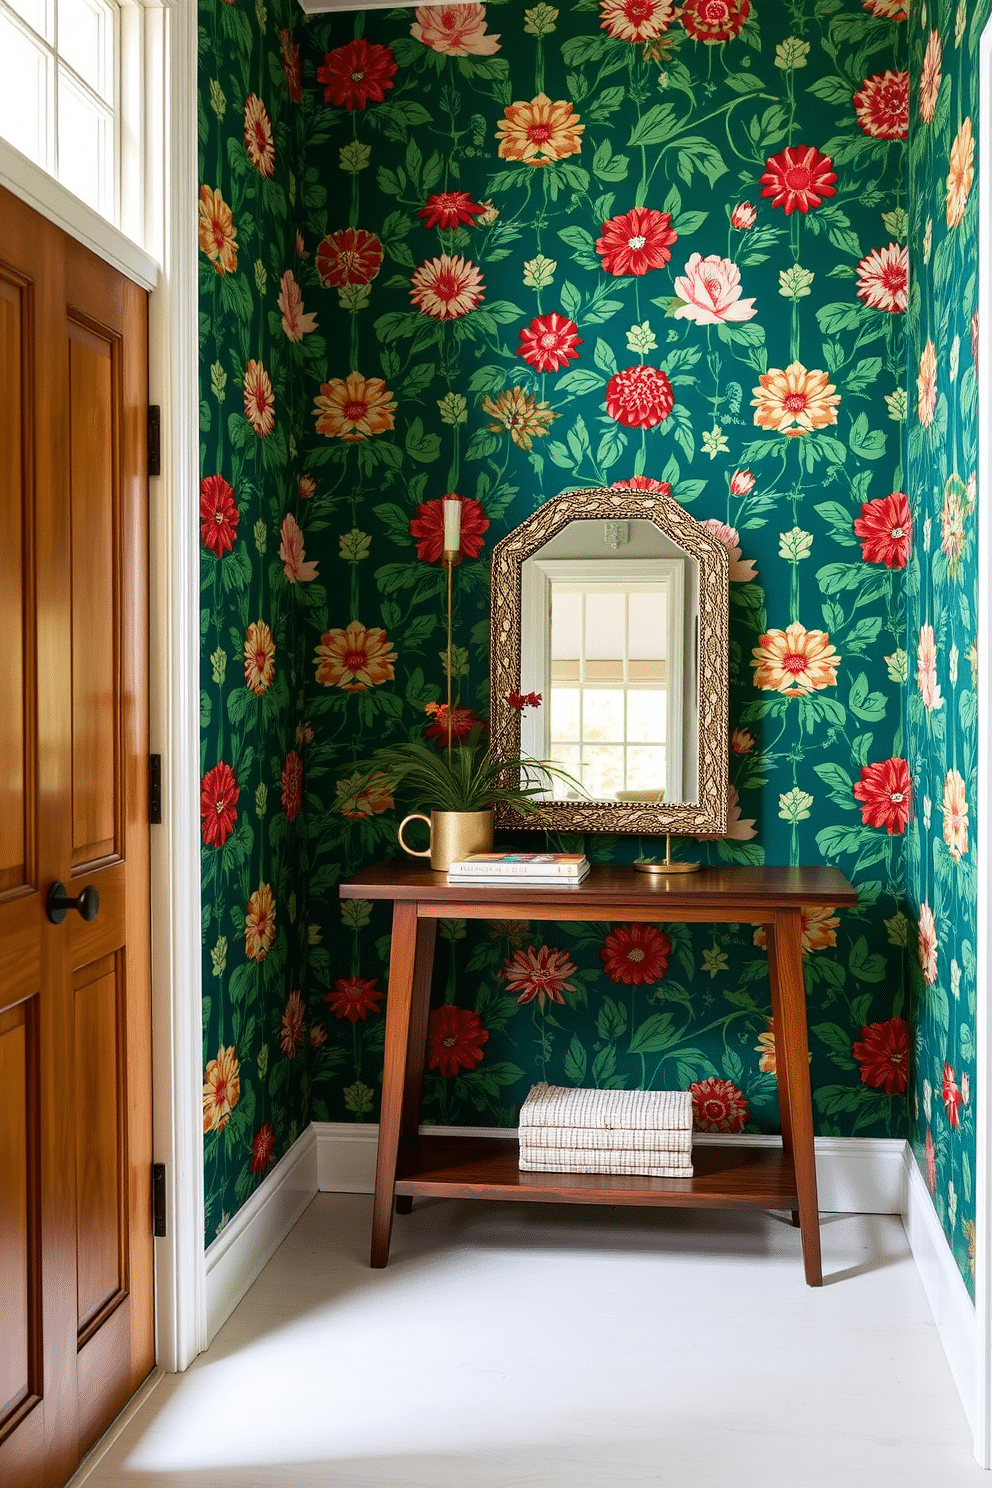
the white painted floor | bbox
[75,1194,985,1487]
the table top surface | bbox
[339,861,858,909]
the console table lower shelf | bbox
[339,861,858,1286]
[395,1135,800,1210]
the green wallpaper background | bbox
[196,0,980,1296]
[904,0,988,1297]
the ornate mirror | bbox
[490,485,729,836]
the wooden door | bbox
[0,186,154,1488]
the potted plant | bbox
[356,697,577,871]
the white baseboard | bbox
[204,1127,318,1342]
[313,1122,908,1213]
[902,1146,977,1437]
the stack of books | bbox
[518,1083,693,1179]
[447,852,590,885]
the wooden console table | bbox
[339,863,857,1286]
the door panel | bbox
[0,272,31,895]
[0,185,153,1488]
[68,318,119,869]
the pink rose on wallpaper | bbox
[278,271,317,341]
[411,4,500,55]
[672,253,757,325]
[917,623,943,711]
[699,519,757,582]
[279,514,319,583]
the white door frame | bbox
[0,0,206,1375]
[974,15,992,1470]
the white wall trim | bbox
[0,140,159,291]
[205,1129,318,1342]
[146,0,206,1374]
[903,1147,977,1440]
[64,1370,165,1487]
[313,1122,909,1213]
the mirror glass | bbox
[518,521,698,805]
[490,486,728,838]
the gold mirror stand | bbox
[632,835,701,875]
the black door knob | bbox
[45,881,100,925]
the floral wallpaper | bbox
[292,1,914,1146]
[198,0,312,1238]
[905,0,988,1299]
[196,0,981,1276]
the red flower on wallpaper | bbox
[249,1123,277,1174]
[280,750,304,821]
[853,70,909,139]
[853,492,912,568]
[852,1018,909,1094]
[316,39,398,109]
[689,1078,749,1133]
[506,690,543,710]
[324,976,385,1023]
[409,495,489,562]
[760,146,837,214]
[518,313,583,372]
[855,243,908,313]
[941,1062,963,1128]
[279,28,303,103]
[599,0,680,44]
[595,207,678,277]
[200,761,240,848]
[599,924,671,985]
[852,758,911,834]
[605,366,674,428]
[424,702,488,745]
[199,474,239,556]
[280,990,306,1059]
[418,191,485,230]
[315,228,384,288]
[426,1005,490,1077]
[613,476,671,494]
[501,945,579,1008]
[680,0,750,43]
[730,468,755,495]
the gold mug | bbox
[397,809,495,873]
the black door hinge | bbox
[148,406,161,478]
[149,755,162,825]
[153,1163,167,1237]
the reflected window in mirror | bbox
[520,557,690,803]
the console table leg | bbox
[768,907,822,1286]
[370,901,420,1268]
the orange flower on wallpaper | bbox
[699,519,757,582]
[410,254,485,320]
[203,1045,240,1133]
[243,94,275,177]
[280,990,306,1058]
[755,1020,776,1074]
[198,186,238,275]
[411,4,500,55]
[751,622,840,696]
[313,372,396,442]
[946,117,974,228]
[918,901,938,985]
[753,905,839,956]
[751,362,840,437]
[942,769,969,862]
[279,514,319,583]
[244,619,276,695]
[481,387,557,449]
[496,95,584,167]
[314,620,397,691]
[334,771,395,820]
[245,882,277,961]
[278,271,317,341]
[243,360,275,436]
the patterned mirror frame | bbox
[490,485,729,837]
